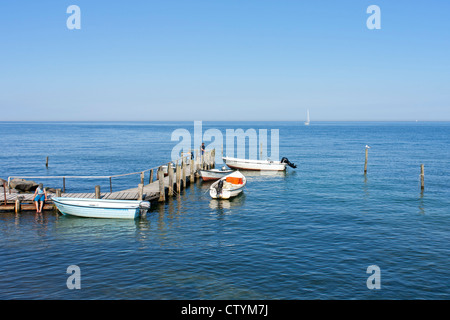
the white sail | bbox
[305,109,310,125]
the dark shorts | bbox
[35,194,45,202]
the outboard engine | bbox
[281,157,297,169]
[216,179,224,195]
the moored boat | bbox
[52,197,150,219]
[209,171,246,200]
[199,167,234,181]
[222,157,297,171]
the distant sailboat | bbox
[304,109,310,126]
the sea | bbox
[0,121,449,300]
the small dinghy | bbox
[199,166,234,181]
[209,171,246,200]
[52,197,151,219]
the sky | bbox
[0,0,449,121]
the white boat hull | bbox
[223,157,287,171]
[199,169,234,181]
[209,184,245,199]
[52,197,150,219]
[209,171,246,200]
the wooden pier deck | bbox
[1,150,215,213]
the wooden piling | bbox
[364,148,368,174]
[212,149,215,168]
[15,198,21,214]
[46,156,49,168]
[149,169,154,184]
[158,166,165,202]
[176,162,181,193]
[420,164,425,190]
[168,163,174,196]
[182,158,186,188]
[109,177,113,193]
[63,177,66,193]
[140,171,145,185]
[95,185,101,199]
[190,158,195,183]
[138,183,144,200]
[54,189,62,212]
[3,182,6,206]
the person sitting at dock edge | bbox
[33,183,47,213]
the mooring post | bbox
[212,149,216,169]
[149,169,154,184]
[158,166,165,202]
[168,163,174,196]
[364,148,369,174]
[138,183,144,200]
[3,182,7,206]
[176,162,181,193]
[190,158,195,183]
[182,158,186,188]
[95,185,101,199]
[15,198,21,214]
[420,164,425,191]
[54,189,62,212]
[46,156,49,168]
[109,177,113,193]
[63,177,66,193]
[140,171,145,185]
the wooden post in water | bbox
[63,177,66,193]
[140,172,145,185]
[190,158,195,183]
[149,169,154,184]
[46,156,49,168]
[95,185,101,199]
[212,149,216,169]
[3,182,6,206]
[182,158,186,188]
[15,198,21,214]
[54,189,61,212]
[364,148,369,174]
[109,177,113,193]
[176,162,181,193]
[138,183,144,200]
[420,164,425,191]
[158,166,165,202]
[168,163,174,197]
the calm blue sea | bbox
[0,121,450,299]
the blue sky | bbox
[0,0,449,121]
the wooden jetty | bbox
[1,149,216,213]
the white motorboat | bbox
[52,197,150,219]
[209,171,246,200]
[222,157,297,171]
[199,167,234,181]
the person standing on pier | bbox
[33,183,47,213]
[201,142,205,155]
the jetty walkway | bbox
[1,149,216,213]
